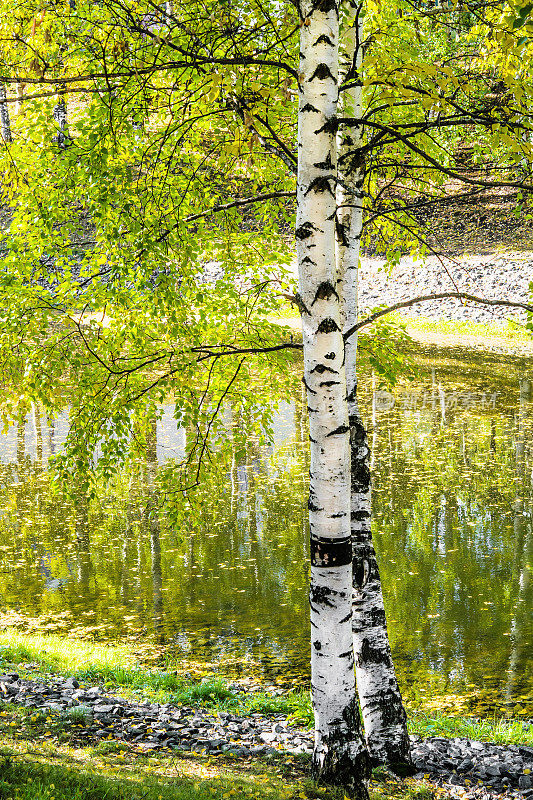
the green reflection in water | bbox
[0,345,531,717]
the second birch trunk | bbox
[336,1,412,770]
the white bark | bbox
[0,82,12,143]
[336,2,412,770]
[298,0,369,791]
[53,92,68,148]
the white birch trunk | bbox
[0,82,12,143]
[298,0,369,791]
[53,90,68,148]
[336,2,412,770]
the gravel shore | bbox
[358,252,533,324]
[1,672,532,799]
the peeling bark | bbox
[298,0,369,792]
[336,1,412,771]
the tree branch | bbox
[344,292,533,341]
[153,190,295,245]
[191,341,302,358]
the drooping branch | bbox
[341,117,533,192]
[191,341,302,358]
[4,54,299,87]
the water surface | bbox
[0,344,531,717]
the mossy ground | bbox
[0,704,439,800]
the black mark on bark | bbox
[311,536,351,567]
[336,217,349,246]
[309,64,337,83]
[310,583,336,607]
[314,33,334,46]
[326,424,350,437]
[314,152,334,170]
[313,0,337,12]
[357,637,392,666]
[314,117,338,135]
[353,557,370,589]
[302,376,317,395]
[311,363,336,375]
[312,280,339,305]
[317,318,339,333]
[295,221,317,239]
[305,175,335,196]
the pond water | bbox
[0,344,531,718]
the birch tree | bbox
[1,0,533,785]
[53,91,68,148]
[297,0,369,788]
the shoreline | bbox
[0,669,531,798]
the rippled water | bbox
[0,344,531,717]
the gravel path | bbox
[1,672,532,799]
[358,253,533,323]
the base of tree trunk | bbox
[312,742,370,798]
[367,728,415,775]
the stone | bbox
[448,774,463,785]
[519,776,532,790]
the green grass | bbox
[1,628,532,748]
[393,314,532,343]
[408,711,533,746]
[275,306,533,351]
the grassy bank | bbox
[397,315,533,354]
[0,629,531,748]
[398,316,531,342]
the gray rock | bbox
[93,704,114,714]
